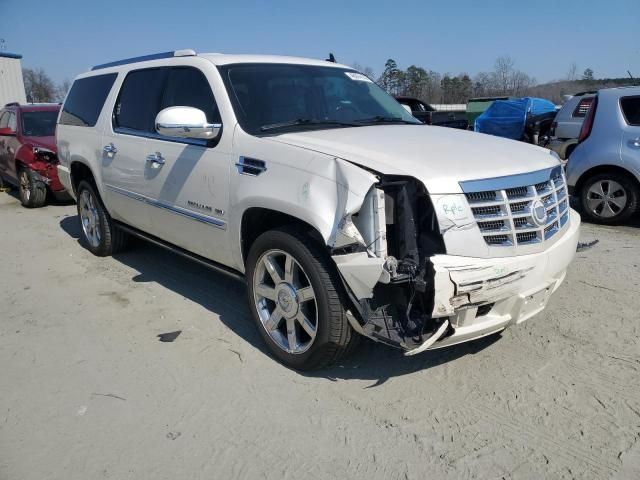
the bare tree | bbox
[56,79,72,102]
[22,68,57,103]
[566,62,578,81]
[351,62,375,80]
[494,55,515,94]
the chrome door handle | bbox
[103,143,117,156]
[629,138,640,148]
[146,152,165,166]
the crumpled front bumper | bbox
[425,209,581,350]
[30,162,66,192]
[336,209,581,353]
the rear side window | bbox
[7,112,17,131]
[620,96,640,126]
[113,68,166,133]
[0,111,10,129]
[161,67,220,123]
[60,73,117,127]
[572,97,593,118]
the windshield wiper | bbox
[354,116,418,125]
[260,119,359,132]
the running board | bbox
[115,221,245,282]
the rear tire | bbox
[246,226,357,370]
[18,168,47,208]
[76,180,128,256]
[580,172,639,224]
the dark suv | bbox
[0,102,69,207]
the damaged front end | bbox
[330,168,454,354]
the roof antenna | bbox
[326,53,336,63]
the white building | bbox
[0,52,27,106]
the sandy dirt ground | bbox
[0,190,639,480]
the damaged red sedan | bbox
[0,102,70,207]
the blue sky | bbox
[1,0,637,85]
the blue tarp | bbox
[474,97,556,140]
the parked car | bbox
[465,96,512,126]
[0,102,68,207]
[395,96,468,129]
[567,86,640,224]
[548,91,595,160]
[56,50,580,370]
[474,97,557,145]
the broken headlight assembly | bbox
[334,176,452,352]
[32,146,57,163]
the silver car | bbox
[548,91,595,160]
[567,86,640,224]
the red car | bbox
[0,102,69,207]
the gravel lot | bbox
[1,190,639,480]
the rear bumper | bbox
[426,209,580,350]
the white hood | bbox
[268,125,559,194]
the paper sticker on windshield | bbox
[345,72,372,82]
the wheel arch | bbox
[69,161,97,196]
[240,207,327,268]
[575,164,640,194]
[14,144,35,173]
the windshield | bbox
[219,63,420,135]
[21,110,59,137]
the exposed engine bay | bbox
[331,174,453,352]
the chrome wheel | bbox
[79,189,101,248]
[19,170,30,202]
[253,249,318,354]
[586,179,628,218]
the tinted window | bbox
[220,64,418,135]
[621,96,640,126]
[114,68,166,133]
[60,73,117,127]
[21,111,58,136]
[161,67,220,123]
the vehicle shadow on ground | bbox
[59,215,503,382]
[310,334,502,385]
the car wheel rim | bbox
[19,171,30,201]
[586,180,627,218]
[79,190,101,247]
[253,249,318,354]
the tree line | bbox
[20,59,637,106]
[365,56,635,104]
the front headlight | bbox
[32,146,57,163]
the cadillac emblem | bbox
[531,199,548,226]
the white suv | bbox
[56,50,580,370]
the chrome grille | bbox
[464,168,570,248]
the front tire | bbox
[580,173,639,224]
[246,226,356,370]
[76,180,128,256]
[18,168,47,208]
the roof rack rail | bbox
[91,49,197,71]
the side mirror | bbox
[0,127,16,136]
[155,106,221,140]
[401,104,413,114]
